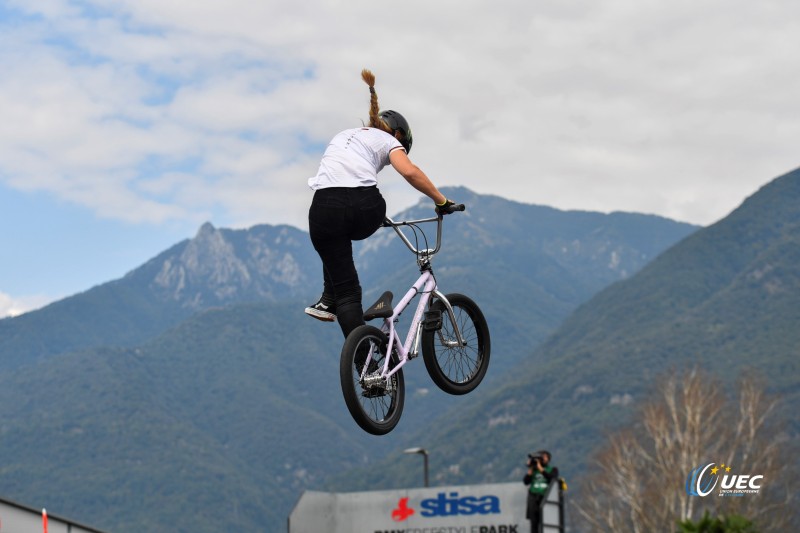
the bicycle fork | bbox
[431,289,468,348]
[408,289,467,356]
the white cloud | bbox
[0,292,52,318]
[1,0,799,233]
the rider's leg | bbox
[308,186,385,337]
[309,189,365,338]
[311,236,362,337]
[322,265,334,298]
[335,285,364,338]
[338,187,386,336]
[349,186,386,241]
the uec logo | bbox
[686,463,764,497]
[686,463,719,497]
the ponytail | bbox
[361,69,393,134]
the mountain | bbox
[357,186,697,379]
[0,223,319,371]
[0,187,695,377]
[0,303,364,531]
[0,187,698,532]
[334,168,800,494]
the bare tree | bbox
[576,368,794,532]
[716,372,792,529]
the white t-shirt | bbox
[308,127,405,190]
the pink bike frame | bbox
[376,270,437,379]
[363,215,466,383]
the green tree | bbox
[677,511,757,533]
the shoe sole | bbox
[304,307,336,322]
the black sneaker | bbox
[304,296,336,322]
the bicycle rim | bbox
[340,325,405,435]
[422,293,490,395]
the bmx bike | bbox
[340,207,491,435]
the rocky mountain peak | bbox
[153,223,250,305]
[196,221,216,237]
[148,222,315,309]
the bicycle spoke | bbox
[422,294,490,395]
[341,325,405,433]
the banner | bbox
[289,482,528,533]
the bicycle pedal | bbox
[423,310,443,332]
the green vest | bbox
[529,466,553,495]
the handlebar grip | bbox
[436,203,465,216]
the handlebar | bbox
[382,205,465,256]
[441,203,466,214]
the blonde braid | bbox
[361,69,392,133]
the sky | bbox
[1,0,799,318]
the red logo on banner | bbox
[391,497,415,521]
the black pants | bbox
[308,186,386,338]
[527,493,543,533]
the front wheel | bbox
[340,325,405,435]
[422,293,490,395]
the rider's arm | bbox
[389,149,448,205]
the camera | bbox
[527,453,543,467]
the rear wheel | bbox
[422,293,490,395]
[340,325,405,435]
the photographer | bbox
[522,450,558,533]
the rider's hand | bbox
[435,198,457,215]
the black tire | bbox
[340,325,405,435]
[422,293,490,395]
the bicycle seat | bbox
[363,291,394,320]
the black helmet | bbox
[379,110,413,153]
